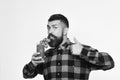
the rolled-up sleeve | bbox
[23,62,44,78]
[80,45,114,71]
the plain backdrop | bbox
[0,0,120,80]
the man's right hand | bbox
[31,38,50,67]
[31,53,45,67]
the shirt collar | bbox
[45,38,72,57]
[57,38,72,50]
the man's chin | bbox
[48,43,58,48]
[48,37,63,48]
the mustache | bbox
[47,33,57,39]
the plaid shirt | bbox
[23,38,114,80]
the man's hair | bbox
[48,14,69,28]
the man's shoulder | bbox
[81,44,91,48]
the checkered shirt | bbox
[23,38,114,80]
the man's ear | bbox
[63,27,68,36]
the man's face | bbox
[47,20,65,47]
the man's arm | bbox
[80,45,115,70]
[71,38,114,70]
[23,38,47,78]
[23,61,44,78]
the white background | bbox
[0,0,120,80]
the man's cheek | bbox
[54,31,62,37]
[55,34,62,39]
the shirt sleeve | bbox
[23,61,44,78]
[80,45,115,71]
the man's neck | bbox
[59,35,68,49]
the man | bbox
[23,14,114,80]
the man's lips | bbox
[49,36,55,40]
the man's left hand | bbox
[71,38,83,55]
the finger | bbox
[43,38,50,46]
[33,59,45,63]
[32,56,43,61]
[40,41,44,46]
[32,58,42,61]
[44,44,48,48]
[45,38,50,42]
[73,37,80,44]
[32,58,44,61]
[41,40,47,48]
[37,41,44,52]
[32,53,40,57]
[32,54,42,58]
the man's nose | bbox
[48,28,53,34]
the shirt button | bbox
[58,53,61,55]
[72,65,74,68]
[57,72,60,76]
[58,62,61,66]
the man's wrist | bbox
[28,61,36,70]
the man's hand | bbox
[31,38,49,67]
[31,53,45,67]
[71,38,83,55]
[36,38,50,58]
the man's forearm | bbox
[80,45,114,70]
[23,62,37,78]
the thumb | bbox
[73,37,79,44]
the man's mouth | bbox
[48,35,55,40]
[50,36,55,39]
[48,34,56,41]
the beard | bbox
[47,33,63,48]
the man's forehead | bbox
[48,20,61,26]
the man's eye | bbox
[53,26,58,29]
[47,26,50,30]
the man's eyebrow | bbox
[51,24,58,27]
[47,24,59,28]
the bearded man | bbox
[23,14,114,80]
